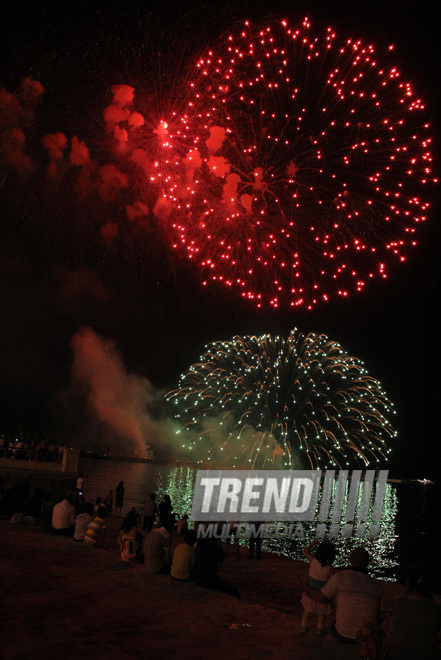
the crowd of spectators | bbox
[1,476,440,657]
[0,435,64,462]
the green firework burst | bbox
[167,329,396,469]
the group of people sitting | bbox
[5,480,440,658]
[300,538,441,659]
[51,490,107,547]
[116,511,441,659]
[117,507,241,600]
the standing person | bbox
[225,521,240,558]
[300,539,336,636]
[76,473,84,495]
[103,490,113,516]
[115,481,125,516]
[305,547,384,643]
[158,494,172,519]
[386,565,441,660]
[248,521,264,560]
[143,493,158,533]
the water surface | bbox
[79,457,441,590]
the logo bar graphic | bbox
[191,470,389,538]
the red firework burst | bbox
[163,17,436,309]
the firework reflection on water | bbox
[79,456,441,584]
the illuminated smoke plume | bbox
[0,78,44,174]
[70,327,179,458]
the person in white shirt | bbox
[73,502,94,542]
[52,492,76,536]
[305,547,384,642]
[144,522,171,573]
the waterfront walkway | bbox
[0,518,408,660]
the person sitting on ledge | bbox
[385,565,441,660]
[193,527,241,599]
[118,508,146,562]
[83,506,107,547]
[51,491,76,536]
[73,502,94,542]
[171,529,197,581]
[304,546,384,642]
[144,518,171,574]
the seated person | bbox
[171,530,197,580]
[25,487,45,519]
[73,502,94,542]
[83,507,107,547]
[144,519,171,574]
[386,565,441,660]
[51,492,76,536]
[39,496,54,529]
[305,547,383,642]
[118,508,146,562]
[193,530,240,599]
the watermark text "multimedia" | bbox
[191,470,388,537]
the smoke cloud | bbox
[0,77,44,174]
[67,328,271,467]
[69,327,181,458]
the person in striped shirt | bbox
[84,507,107,547]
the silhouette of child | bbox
[300,539,336,636]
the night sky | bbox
[1,0,439,478]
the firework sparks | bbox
[1,17,436,309]
[166,18,436,308]
[167,329,396,469]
